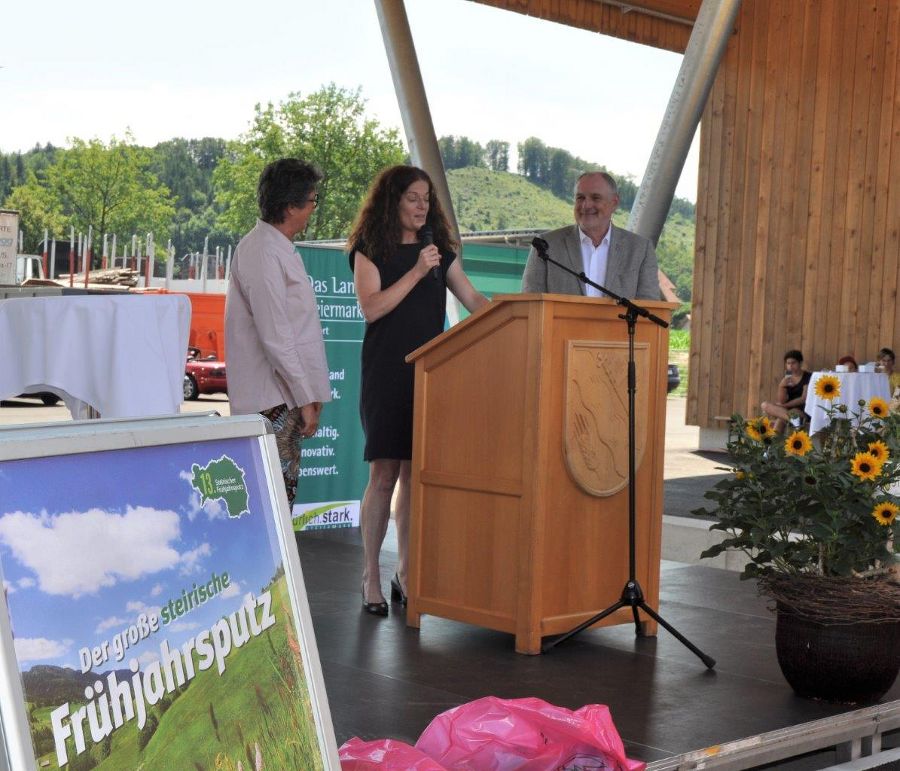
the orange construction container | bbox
[131,288,226,359]
[184,292,226,359]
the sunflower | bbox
[850,451,883,481]
[868,396,889,418]
[871,501,899,526]
[784,430,813,457]
[760,416,777,438]
[744,419,763,442]
[814,375,841,401]
[867,440,890,463]
[734,469,746,480]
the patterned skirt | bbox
[260,404,306,508]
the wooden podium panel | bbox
[407,294,675,654]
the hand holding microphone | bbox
[418,225,441,280]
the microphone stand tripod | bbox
[531,239,715,669]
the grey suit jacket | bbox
[521,224,661,300]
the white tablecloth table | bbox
[0,294,191,419]
[804,371,892,434]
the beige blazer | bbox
[225,220,331,415]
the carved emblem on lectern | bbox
[564,341,649,497]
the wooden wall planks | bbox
[689,0,900,427]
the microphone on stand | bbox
[531,237,549,259]
[418,225,439,280]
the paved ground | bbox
[662,397,723,479]
[2,393,710,466]
[0,392,230,423]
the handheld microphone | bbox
[418,225,439,280]
[531,237,549,259]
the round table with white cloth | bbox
[804,371,892,435]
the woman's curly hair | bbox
[347,165,457,263]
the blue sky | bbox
[0,437,287,673]
[1,0,699,201]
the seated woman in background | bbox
[761,349,812,433]
[878,347,900,395]
[837,355,858,372]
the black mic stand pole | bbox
[531,240,715,669]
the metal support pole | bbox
[374,0,458,237]
[374,0,463,323]
[628,0,742,246]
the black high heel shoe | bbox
[361,584,388,616]
[390,573,407,606]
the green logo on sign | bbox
[190,455,250,518]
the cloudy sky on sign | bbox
[1,0,700,201]
[0,439,282,672]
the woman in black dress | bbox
[762,349,812,433]
[348,166,488,615]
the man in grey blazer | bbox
[521,171,661,300]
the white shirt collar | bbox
[578,224,612,249]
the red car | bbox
[184,348,228,400]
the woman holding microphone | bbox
[348,165,488,616]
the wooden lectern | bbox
[405,294,676,654]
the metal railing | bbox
[647,700,900,770]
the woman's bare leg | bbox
[393,461,412,594]
[761,401,789,433]
[360,458,400,603]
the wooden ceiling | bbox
[467,0,705,53]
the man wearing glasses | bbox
[225,158,331,508]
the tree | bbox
[438,136,458,170]
[52,135,176,240]
[0,156,12,200]
[517,137,550,185]
[485,140,509,172]
[0,144,60,207]
[4,172,68,253]
[151,137,225,209]
[438,135,486,171]
[214,84,406,240]
[4,135,176,254]
[151,138,229,256]
[455,137,485,169]
[612,172,638,211]
[548,147,574,198]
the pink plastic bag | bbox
[415,696,645,771]
[339,737,448,770]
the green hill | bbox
[447,167,572,232]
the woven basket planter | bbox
[775,609,899,703]
[769,575,900,704]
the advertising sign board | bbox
[291,246,368,533]
[0,414,339,769]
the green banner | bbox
[290,240,530,531]
[291,245,368,531]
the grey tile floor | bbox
[295,524,900,765]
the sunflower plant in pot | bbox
[694,377,900,704]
